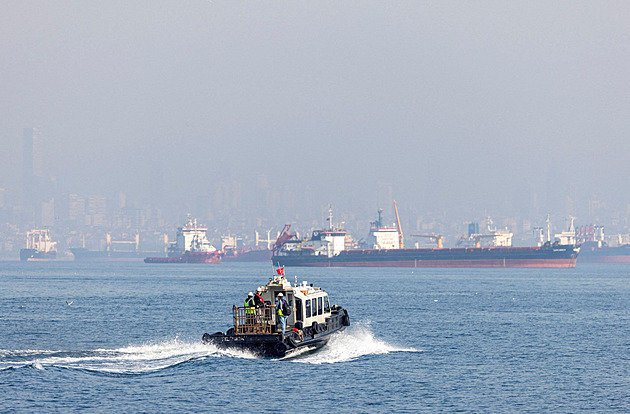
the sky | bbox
[1,1,629,227]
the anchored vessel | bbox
[70,233,162,262]
[20,229,57,261]
[202,273,350,357]
[273,209,579,268]
[145,217,221,264]
[576,225,630,263]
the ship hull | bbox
[20,249,57,261]
[273,246,579,268]
[70,248,154,262]
[222,249,272,262]
[145,251,222,264]
[578,244,630,263]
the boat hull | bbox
[203,308,349,357]
[273,245,579,268]
[578,244,630,263]
[145,251,221,264]
[70,248,151,262]
[222,249,272,262]
[20,249,56,261]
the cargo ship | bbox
[70,233,163,262]
[69,248,154,262]
[576,225,630,263]
[272,207,579,268]
[144,217,221,264]
[220,232,273,262]
[20,229,57,261]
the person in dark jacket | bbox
[275,292,289,336]
[254,287,266,324]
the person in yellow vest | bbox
[244,292,255,327]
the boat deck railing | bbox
[233,305,276,334]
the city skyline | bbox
[2,2,630,256]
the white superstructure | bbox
[554,216,577,245]
[278,208,347,258]
[365,209,400,249]
[168,216,217,256]
[25,229,57,253]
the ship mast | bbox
[393,200,404,249]
[328,205,333,231]
[546,214,551,242]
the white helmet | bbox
[277,292,284,297]
[248,292,254,296]
[257,287,262,292]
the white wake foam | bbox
[0,338,257,374]
[289,321,420,364]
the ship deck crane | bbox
[457,234,496,248]
[393,200,404,249]
[410,234,444,249]
[272,224,293,254]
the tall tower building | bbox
[22,128,43,181]
[21,128,47,225]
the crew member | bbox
[244,292,255,328]
[254,287,265,308]
[254,287,266,325]
[275,292,289,336]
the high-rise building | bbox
[21,128,44,225]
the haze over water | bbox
[1,2,629,229]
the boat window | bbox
[305,299,311,318]
[311,298,317,316]
[324,296,330,313]
[295,298,303,321]
[318,297,323,315]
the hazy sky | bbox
[1,1,629,223]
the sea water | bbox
[1,262,628,413]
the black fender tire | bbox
[311,321,319,334]
[341,310,350,326]
[273,341,288,357]
[285,335,298,348]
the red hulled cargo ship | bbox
[145,217,221,264]
[272,208,579,268]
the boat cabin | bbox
[233,275,333,334]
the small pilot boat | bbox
[202,273,350,357]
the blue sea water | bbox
[1,262,629,413]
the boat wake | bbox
[0,323,417,372]
[287,321,420,364]
[0,338,257,375]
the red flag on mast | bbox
[276,267,285,276]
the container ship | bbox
[576,225,630,263]
[144,217,221,264]
[272,206,579,268]
[20,229,57,261]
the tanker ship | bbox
[144,217,221,264]
[272,207,579,268]
[20,229,57,261]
